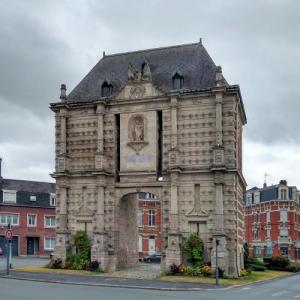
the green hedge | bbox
[263,256,290,270]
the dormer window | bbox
[172,72,184,90]
[101,81,113,97]
[3,190,17,203]
[50,193,56,207]
[280,189,287,200]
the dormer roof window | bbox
[101,81,113,97]
[172,72,184,90]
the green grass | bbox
[13,265,105,276]
[158,270,292,287]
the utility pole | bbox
[6,223,12,276]
[216,239,220,286]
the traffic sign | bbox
[5,229,12,240]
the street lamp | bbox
[216,239,220,286]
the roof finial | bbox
[215,66,224,87]
[103,51,106,58]
[60,84,67,101]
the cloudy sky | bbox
[0,0,299,188]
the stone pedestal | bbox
[165,233,182,267]
[54,232,70,262]
[211,235,229,275]
[91,233,109,268]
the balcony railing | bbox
[278,237,291,244]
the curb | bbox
[229,272,298,289]
[0,271,296,292]
[0,274,225,291]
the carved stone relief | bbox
[127,114,148,153]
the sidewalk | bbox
[0,270,221,291]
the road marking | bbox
[271,290,288,297]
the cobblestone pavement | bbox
[105,262,161,279]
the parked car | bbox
[143,252,161,263]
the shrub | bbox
[286,262,300,273]
[243,243,250,267]
[65,252,89,270]
[201,264,212,277]
[240,268,248,277]
[263,256,290,270]
[183,234,204,266]
[74,231,90,257]
[47,258,63,269]
[86,260,100,272]
[186,266,201,277]
[178,263,188,274]
[247,257,266,271]
[169,264,180,275]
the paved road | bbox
[0,257,48,270]
[0,273,299,300]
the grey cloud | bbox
[0,0,299,184]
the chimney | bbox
[263,182,267,188]
[0,157,2,178]
[279,179,287,186]
[60,84,67,101]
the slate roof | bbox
[1,179,55,194]
[67,42,223,102]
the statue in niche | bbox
[127,115,148,153]
[132,117,144,142]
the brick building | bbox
[0,162,56,256]
[137,192,161,258]
[245,180,300,260]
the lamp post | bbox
[216,239,220,286]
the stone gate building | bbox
[50,41,247,275]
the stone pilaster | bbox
[169,96,179,169]
[54,185,70,261]
[95,104,105,170]
[213,93,225,167]
[211,236,229,275]
[165,172,182,267]
[91,184,109,267]
[211,172,229,274]
[57,109,69,172]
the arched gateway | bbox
[51,42,247,275]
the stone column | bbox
[213,93,225,166]
[91,183,108,267]
[54,185,69,261]
[166,96,182,267]
[211,172,229,274]
[95,104,105,170]
[57,109,69,172]
[215,93,223,147]
[212,67,225,167]
[60,114,66,155]
[169,97,179,168]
